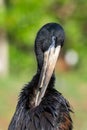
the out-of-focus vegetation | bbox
[1,0,86,74]
[0,0,87,130]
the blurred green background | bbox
[0,0,87,130]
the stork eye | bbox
[42,39,51,52]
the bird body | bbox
[8,23,73,130]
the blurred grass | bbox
[0,68,87,130]
[56,71,87,130]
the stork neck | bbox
[33,71,55,106]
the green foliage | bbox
[5,0,56,45]
[1,0,87,74]
[10,45,36,75]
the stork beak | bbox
[35,37,61,106]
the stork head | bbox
[34,23,65,106]
[35,23,65,69]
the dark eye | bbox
[54,37,57,47]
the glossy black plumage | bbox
[8,23,73,130]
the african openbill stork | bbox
[8,23,73,130]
